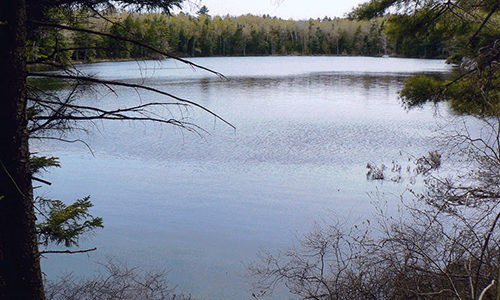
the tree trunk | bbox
[0,0,45,298]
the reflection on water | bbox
[35,56,452,299]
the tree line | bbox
[29,9,449,64]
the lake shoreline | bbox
[69,52,446,65]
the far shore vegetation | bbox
[30,9,448,65]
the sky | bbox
[182,0,369,20]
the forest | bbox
[30,9,448,63]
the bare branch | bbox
[28,20,227,79]
[40,247,97,255]
[28,72,235,130]
[32,176,52,186]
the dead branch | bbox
[28,20,227,79]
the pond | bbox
[35,56,453,299]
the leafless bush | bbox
[251,119,500,300]
[366,163,386,181]
[249,221,369,299]
[415,150,441,175]
[367,150,442,184]
[45,259,193,300]
[249,198,500,299]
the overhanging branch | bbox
[28,72,235,130]
[40,247,97,255]
[28,20,227,79]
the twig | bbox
[478,279,495,300]
[29,136,95,157]
[40,247,97,255]
[473,211,500,298]
[32,176,52,185]
[28,72,235,129]
[468,2,499,46]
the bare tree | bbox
[45,259,194,300]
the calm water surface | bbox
[35,56,453,299]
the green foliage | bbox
[29,156,103,249]
[26,77,69,92]
[197,5,209,16]
[349,0,400,20]
[445,70,500,115]
[32,8,467,61]
[401,61,500,115]
[113,14,388,57]
[27,4,498,113]
[36,196,103,247]
[352,0,500,116]
[72,31,99,61]
[27,7,74,63]
[30,156,60,175]
[400,75,442,108]
[384,14,447,57]
[28,11,396,60]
